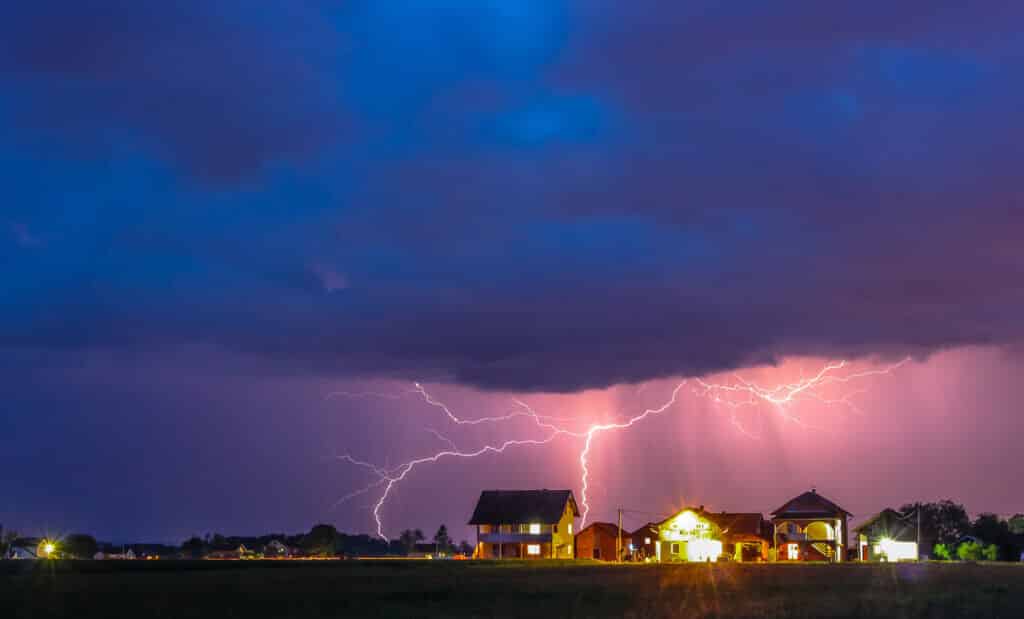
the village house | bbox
[574,522,621,560]
[629,522,659,561]
[703,511,772,562]
[653,507,725,562]
[854,508,919,561]
[771,489,850,562]
[469,489,579,559]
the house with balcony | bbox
[469,489,579,559]
[771,489,850,562]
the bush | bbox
[933,543,951,560]
[956,541,999,561]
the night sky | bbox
[2,2,1022,545]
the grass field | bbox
[2,560,1023,618]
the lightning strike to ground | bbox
[334,358,908,539]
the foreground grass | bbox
[2,560,1023,618]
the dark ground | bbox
[2,559,1023,618]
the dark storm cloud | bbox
[2,1,1022,391]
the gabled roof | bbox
[854,508,916,542]
[468,490,579,525]
[630,522,659,538]
[771,490,850,519]
[703,512,768,538]
[577,521,620,538]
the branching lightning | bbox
[333,358,909,539]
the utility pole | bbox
[916,504,921,560]
[617,508,623,563]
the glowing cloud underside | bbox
[334,358,908,539]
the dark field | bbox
[3,560,1024,619]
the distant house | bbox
[652,507,724,562]
[771,489,850,562]
[575,522,621,561]
[264,539,294,558]
[468,489,579,559]
[629,523,659,562]
[7,538,41,560]
[854,508,918,561]
[94,548,136,560]
[205,544,250,560]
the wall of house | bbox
[476,542,552,559]
[575,527,619,561]
[552,501,576,558]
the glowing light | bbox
[527,544,541,555]
[686,538,722,562]
[529,523,541,534]
[42,542,55,557]
[335,358,908,539]
[878,538,917,561]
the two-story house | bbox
[771,489,850,562]
[469,489,579,559]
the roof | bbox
[577,522,620,538]
[854,508,916,542]
[468,490,579,525]
[703,512,768,538]
[771,490,850,519]
[630,522,659,538]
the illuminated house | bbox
[654,507,725,562]
[854,508,918,561]
[575,521,621,560]
[469,489,579,559]
[771,489,850,562]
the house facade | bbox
[654,508,725,562]
[469,489,579,559]
[771,489,850,562]
[854,508,918,561]
[575,522,621,560]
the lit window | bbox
[568,524,573,535]
[527,544,541,556]
[787,544,799,560]
[529,523,541,534]
[644,537,651,545]
[670,543,680,555]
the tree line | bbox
[1,523,474,559]
[899,501,1024,561]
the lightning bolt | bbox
[335,358,908,539]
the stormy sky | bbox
[2,2,1022,543]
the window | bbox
[529,523,541,534]
[787,544,799,560]
[500,524,511,533]
[553,524,558,534]
[568,524,573,535]
[644,537,651,545]
[670,543,680,555]
[527,544,541,556]
[593,548,601,559]
[479,525,491,534]
[493,544,500,555]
